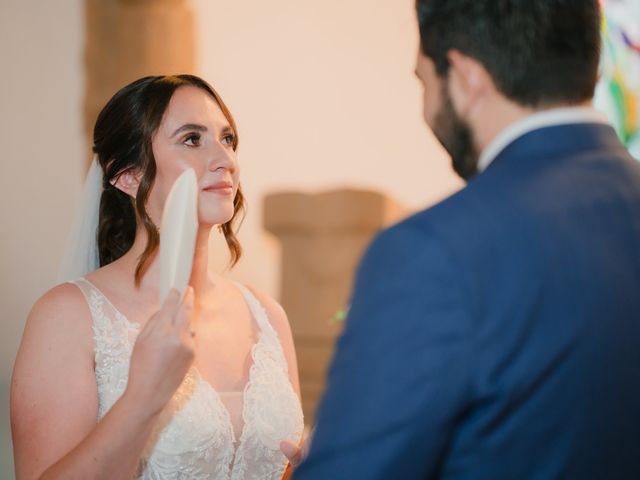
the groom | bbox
[292,0,640,478]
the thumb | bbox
[163,288,181,310]
[140,288,181,334]
[280,439,302,466]
[175,286,194,329]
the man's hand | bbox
[280,432,312,480]
[280,439,304,467]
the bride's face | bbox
[146,85,240,228]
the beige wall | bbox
[0,1,84,476]
[0,0,460,476]
[194,0,461,290]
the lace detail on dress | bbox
[230,284,305,480]
[73,280,139,419]
[71,278,303,480]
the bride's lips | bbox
[202,181,233,195]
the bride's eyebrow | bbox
[221,125,234,136]
[170,123,207,138]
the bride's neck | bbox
[119,226,214,298]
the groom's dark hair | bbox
[415,0,602,107]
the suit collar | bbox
[478,107,610,172]
[474,121,625,180]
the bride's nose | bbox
[207,143,237,174]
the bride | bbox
[11,75,304,479]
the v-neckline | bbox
[80,277,267,466]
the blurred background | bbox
[0,0,637,477]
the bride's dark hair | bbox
[93,75,244,285]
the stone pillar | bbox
[84,0,195,162]
[264,189,407,424]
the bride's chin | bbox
[197,209,234,229]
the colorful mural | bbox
[595,0,640,159]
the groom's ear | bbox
[111,169,142,199]
[446,49,493,117]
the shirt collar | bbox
[477,107,610,172]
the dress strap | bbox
[68,277,133,338]
[233,282,279,344]
[69,277,94,304]
[69,277,107,326]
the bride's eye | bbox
[183,133,201,147]
[221,133,235,146]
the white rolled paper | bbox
[159,168,199,302]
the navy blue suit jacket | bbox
[294,123,640,479]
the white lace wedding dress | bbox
[72,278,304,480]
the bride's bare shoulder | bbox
[31,282,87,315]
[24,282,93,343]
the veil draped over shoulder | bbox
[57,156,103,283]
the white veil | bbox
[57,156,103,283]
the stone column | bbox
[264,189,406,424]
[84,0,195,161]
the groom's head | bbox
[414,0,601,179]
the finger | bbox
[157,288,182,327]
[174,286,194,329]
[281,463,293,480]
[301,427,314,459]
[140,289,181,333]
[162,288,182,319]
[180,285,194,305]
[164,288,181,307]
[280,440,302,466]
[301,439,310,461]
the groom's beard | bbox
[432,87,478,180]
